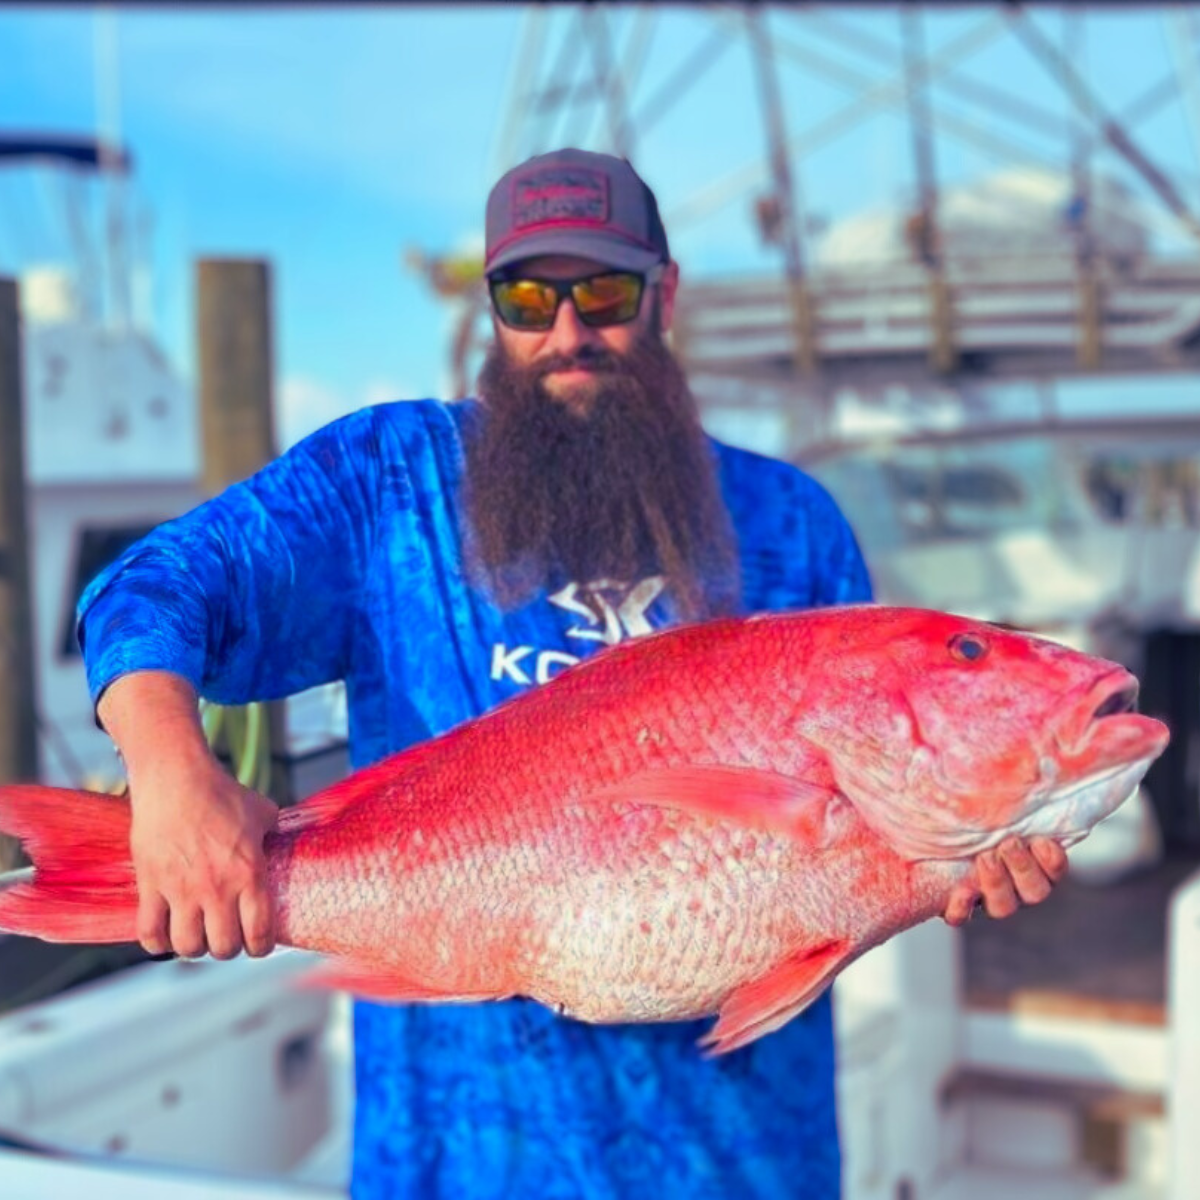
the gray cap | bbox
[485,147,670,276]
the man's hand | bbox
[97,670,280,960]
[129,756,279,959]
[942,836,1069,927]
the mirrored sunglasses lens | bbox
[494,280,558,329]
[574,274,642,326]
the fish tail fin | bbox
[0,785,138,943]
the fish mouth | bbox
[1092,679,1139,719]
[1061,668,1169,766]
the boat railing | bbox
[1167,865,1200,1199]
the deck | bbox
[962,852,1200,1025]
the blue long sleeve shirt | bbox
[77,398,872,1200]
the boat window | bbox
[57,523,162,658]
[889,466,1017,540]
[1081,455,1139,522]
[1081,452,1200,528]
[885,461,1026,540]
[811,437,1086,548]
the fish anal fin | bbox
[594,762,839,842]
[701,940,853,1056]
[300,959,508,1006]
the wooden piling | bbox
[196,260,278,496]
[0,278,38,869]
[195,259,291,805]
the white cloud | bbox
[362,378,410,409]
[277,377,346,450]
[277,376,414,451]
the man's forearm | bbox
[97,671,217,787]
[95,669,280,960]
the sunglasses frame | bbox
[488,264,666,332]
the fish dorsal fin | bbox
[275,736,452,835]
[701,939,854,1055]
[591,761,840,842]
[275,688,539,836]
[275,785,361,835]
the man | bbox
[77,148,1066,1199]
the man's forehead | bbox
[507,254,617,279]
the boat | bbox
[1,122,1197,1200]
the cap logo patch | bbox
[512,167,609,228]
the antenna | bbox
[94,4,130,332]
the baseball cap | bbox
[484,148,670,277]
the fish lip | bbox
[1059,667,1138,750]
[1088,667,1140,717]
[1057,667,1169,764]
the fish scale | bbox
[523,808,810,1023]
[274,772,925,1026]
[0,605,1170,1054]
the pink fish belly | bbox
[271,798,958,1024]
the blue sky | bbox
[2,4,1199,447]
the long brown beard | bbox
[462,322,740,622]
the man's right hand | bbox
[128,756,279,959]
[97,670,280,961]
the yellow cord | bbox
[197,700,273,793]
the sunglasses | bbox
[489,267,663,332]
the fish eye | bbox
[949,632,989,663]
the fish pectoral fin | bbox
[701,940,853,1056]
[300,959,508,1006]
[594,762,840,842]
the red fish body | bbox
[0,606,1169,1053]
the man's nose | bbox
[542,292,597,355]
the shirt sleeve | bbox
[809,493,874,607]
[76,408,389,708]
[768,465,873,610]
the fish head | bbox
[814,609,1170,860]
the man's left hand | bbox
[942,836,1069,927]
